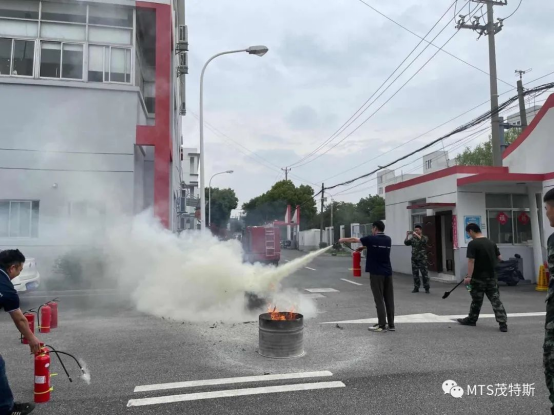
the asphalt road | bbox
[0,250,550,415]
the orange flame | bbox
[267,305,296,321]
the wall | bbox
[504,94,554,174]
[0,83,139,278]
[299,229,321,251]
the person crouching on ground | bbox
[339,220,394,333]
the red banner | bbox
[496,212,509,226]
[452,215,458,249]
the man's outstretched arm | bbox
[339,237,361,244]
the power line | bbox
[355,0,512,87]
[324,81,554,192]
[293,5,484,170]
[503,0,523,20]
[188,111,319,187]
[286,0,460,169]
[321,68,554,183]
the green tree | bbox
[456,128,521,166]
[242,180,317,229]
[357,195,385,223]
[205,187,238,228]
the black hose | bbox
[44,345,72,383]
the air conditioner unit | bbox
[177,52,188,76]
[176,25,188,52]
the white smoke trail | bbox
[105,212,330,323]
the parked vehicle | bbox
[496,254,524,286]
[10,257,40,293]
[242,226,280,266]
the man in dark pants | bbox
[340,220,394,333]
[404,224,430,293]
[457,223,508,332]
[542,188,554,414]
[0,250,41,415]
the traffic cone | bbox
[536,265,548,292]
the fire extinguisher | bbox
[21,312,35,344]
[47,300,59,329]
[38,304,51,334]
[34,347,52,403]
[352,250,362,278]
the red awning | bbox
[407,203,456,210]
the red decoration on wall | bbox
[496,212,509,226]
[518,212,530,225]
[452,215,458,249]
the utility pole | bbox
[515,69,531,130]
[330,197,334,244]
[281,167,291,181]
[457,0,507,167]
[320,183,325,245]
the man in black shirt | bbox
[0,250,40,415]
[340,220,394,333]
[457,223,508,332]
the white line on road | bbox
[128,381,346,407]
[305,288,339,293]
[340,279,363,286]
[322,312,546,325]
[305,267,316,271]
[134,371,334,393]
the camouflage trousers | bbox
[412,259,429,289]
[467,281,507,324]
[544,329,554,408]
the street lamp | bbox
[208,170,234,228]
[199,45,269,230]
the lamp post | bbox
[199,45,269,230]
[208,170,233,228]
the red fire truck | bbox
[242,226,281,266]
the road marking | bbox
[340,279,363,286]
[134,371,334,393]
[127,381,346,407]
[303,293,326,299]
[322,312,546,325]
[284,260,290,262]
[305,267,316,271]
[305,288,339,293]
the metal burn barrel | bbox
[259,313,304,359]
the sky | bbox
[182,0,554,212]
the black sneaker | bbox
[412,288,419,293]
[370,325,387,333]
[387,325,396,332]
[368,324,380,331]
[425,288,430,294]
[10,402,35,415]
[500,324,508,332]
[457,318,476,326]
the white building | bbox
[0,0,189,276]
[179,147,200,230]
[506,105,543,126]
[385,94,554,283]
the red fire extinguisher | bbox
[352,250,362,278]
[34,347,52,403]
[48,301,58,329]
[39,304,51,334]
[21,312,35,344]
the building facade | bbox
[0,0,188,275]
[385,95,554,283]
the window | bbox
[0,201,39,238]
[190,157,195,173]
[0,38,35,76]
[379,187,383,195]
[426,159,433,170]
[89,5,133,28]
[486,193,532,245]
[89,27,132,45]
[88,45,131,83]
[40,22,86,41]
[0,0,39,20]
[378,176,383,184]
[41,2,86,24]
[40,41,83,79]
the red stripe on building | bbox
[136,2,172,228]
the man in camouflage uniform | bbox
[543,188,554,414]
[457,223,508,332]
[404,225,430,293]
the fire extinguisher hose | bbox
[44,345,73,382]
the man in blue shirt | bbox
[0,250,41,415]
[340,220,394,332]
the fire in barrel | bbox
[259,306,304,359]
